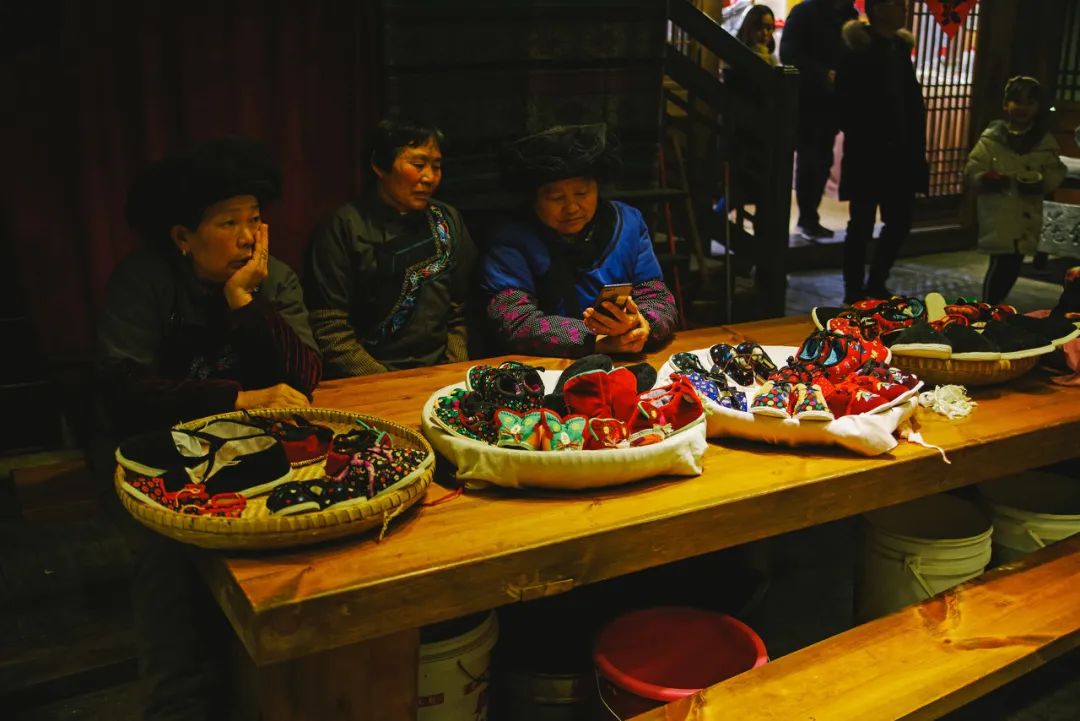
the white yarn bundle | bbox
[918,384,977,419]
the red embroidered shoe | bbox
[563,367,639,421]
[584,418,628,450]
[626,400,667,446]
[828,379,890,416]
[634,376,704,433]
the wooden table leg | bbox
[234,628,420,721]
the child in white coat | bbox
[965,76,1067,304]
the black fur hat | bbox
[125,137,281,247]
[500,123,621,192]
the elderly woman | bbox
[481,124,678,357]
[304,115,477,377]
[97,137,320,721]
[98,137,321,433]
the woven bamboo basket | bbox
[114,408,434,550]
[889,353,1040,386]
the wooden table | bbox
[199,317,1080,720]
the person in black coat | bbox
[836,0,929,303]
[779,0,858,241]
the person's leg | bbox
[132,530,231,721]
[1051,265,1080,318]
[981,253,1024,305]
[844,194,877,303]
[795,118,837,234]
[866,183,915,297]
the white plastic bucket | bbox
[418,611,499,721]
[504,670,589,721]
[857,494,992,622]
[978,471,1080,565]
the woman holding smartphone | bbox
[481,124,678,357]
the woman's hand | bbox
[235,382,310,410]
[224,223,270,309]
[593,299,652,355]
[583,297,640,337]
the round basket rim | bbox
[421,380,707,462]
[887,353,1040,386]
[114,408,434,549]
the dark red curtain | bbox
[2,1,379,358]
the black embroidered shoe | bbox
[941,324,1000,361]
[888,321,953,359]
[1006,314,1080,347]
[980,320,1056,360]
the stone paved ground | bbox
[787,250,1065,316]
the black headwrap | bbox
[125,137,282,248]
[500,123,621,192]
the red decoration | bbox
[924,0,977,38]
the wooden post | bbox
[753,65,799,319]
[234,629,420,721]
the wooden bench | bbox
[634,534,1080,721]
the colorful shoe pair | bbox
[116,420,293,500]
[943,298,1017,328]
[676,372,747,411]
[584,418,628,450]
[628,376,704,445]
[123,476,247,517]
[328,445,427,499]
[466,361,546,413]
[793,330,885,384]
[495,408,587,451]
[563,367,639,422]
[825,377,893,418]
[433,389,499,445]
[240,413,334,466]
[709,342,778,386]
[671,351,728,384]
[749,381,833,421]
[324,420,397,475]
[812,296,926,339]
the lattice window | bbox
[1057,1,1080,102]
[909,0,980,198]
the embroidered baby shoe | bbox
[749,380,792,418]
[584,417,628,450]
[634,376,704,433]
[433,389,499,445]
[791,383,833,422]
[626,402,668,446]
[495,409,546,450]
[554,354,613,394]
[735,341,779,382]
[240,414,333,466]
[266,480,325,516]
[709,344,755,386]
[563,367,639,421]
[540,409,587,451]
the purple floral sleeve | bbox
[633,279,678,347]
[486,289,598,358]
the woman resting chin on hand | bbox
[97,138,321,436]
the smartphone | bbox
[593,283,633,318]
